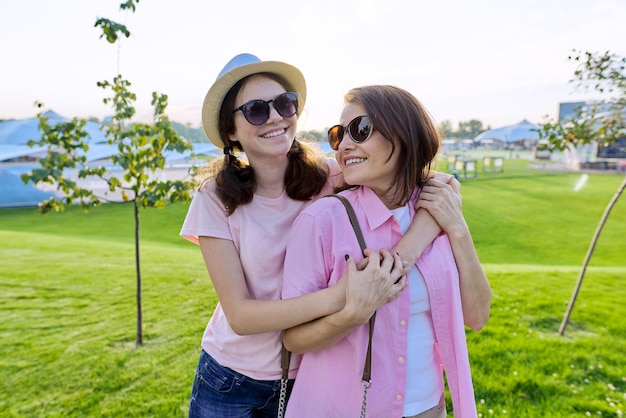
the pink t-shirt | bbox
[282,186,478,418]
[180,158,342,380]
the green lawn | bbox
[1,166,625,417]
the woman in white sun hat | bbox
[180,53,459,418]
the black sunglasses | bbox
[233,92,299,126]
[327,115,374,151]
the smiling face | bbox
[335,102,400,203]
[228,75,297,162]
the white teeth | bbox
[345,158,366,165]
[263,129,285,138]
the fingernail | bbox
[344,254,349,261]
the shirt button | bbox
[398,357,404,363]
[396,394,402,401]
[400,320,406,326]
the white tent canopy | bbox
[0,111,221,207]
[0,110,221,164]
[0,110,108,146]
[474,119,541,143]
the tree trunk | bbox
[135,199,143,346]
[558,174,626,335]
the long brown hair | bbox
[196,73,328,215]
[336,85,441,208]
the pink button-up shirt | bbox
[282,186,477,418]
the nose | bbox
[337,131,353,150]
[266,101,283,123]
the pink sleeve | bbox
[179,182,231,245]
[282,212,330,300]
[325,157,344,189]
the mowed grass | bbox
[1,166,625,417]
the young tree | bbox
[21,0,194,346]
[457,119,485,138]
[439,119,454,138]
[539,50,626,336]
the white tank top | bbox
[390,205,444,416]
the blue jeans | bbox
[188,350,294,418]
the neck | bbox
[369,185,402,209]
[249,154,289,198]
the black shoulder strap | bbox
[326,194,367,255]
[325,194,375,384]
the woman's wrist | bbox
[444,220,470,241]
[325,282,346,314]
[337,302,372,328]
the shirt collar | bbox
[355,186,418,231]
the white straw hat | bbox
[201,53,306,148]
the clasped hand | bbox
[341,248,408,327]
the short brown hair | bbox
[340,85,441,207]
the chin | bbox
[343,174,366,186]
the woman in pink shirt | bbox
[180,55,459,417]
[282,85,491,418]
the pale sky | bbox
[2,0,625,132]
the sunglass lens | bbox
[242,100,270,125]
[327,125,344,151]
[349,116,372,142]
[274,93,298,118]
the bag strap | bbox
[325,194,375,386]
[328,194,367,252]
[277,343,290,418]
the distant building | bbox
[558,101,616,121]
[557,101,626,170]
